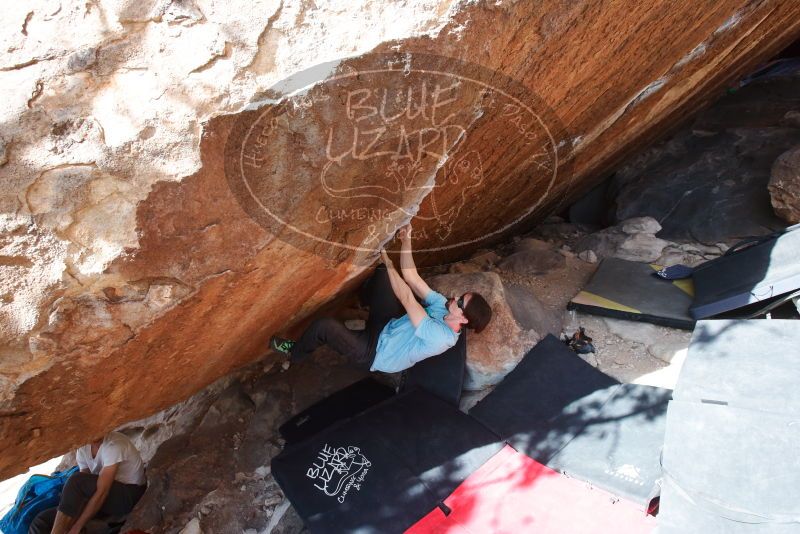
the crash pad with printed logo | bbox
[271,388,503,533]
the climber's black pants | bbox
[291,265,405,368]
[28,472,146,534]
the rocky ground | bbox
[109,213,711,534]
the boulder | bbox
[514,238,554,253]
[616,233,672,262]
[783,111,800,128]
[525,221,592,247]
[575,217,670,263]
[428,272,560,390]
[496,246,566,276]
[3,0,800,478]
[448,261,484,274]
[469,249,501,268]
[655,245,706,268]
[608,73,800,242]
[769,145,800,223]
[656,241,728,267]
[578,250,598,264]
[448,249,501,273]
[620,217,662,235]
[178,519,203,534]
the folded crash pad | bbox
[402,333,466,406]
[659,401,800,532]
[279,377,396,446]
[271,388,503,533]
[569,258,695,329]
[470,335,669,506]
[690,225,800,319]
[675,319,800,414]
[407,445,656,534]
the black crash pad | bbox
[470,335,669,505]
[690,225,800,319]
[271,388,503,533]
[569,257,695,329]
[279,378,395,446]
[660,401,800,531]
[402,332,466,406]
[675,319,800,414]
[469,335,620,443]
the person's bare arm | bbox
[381,249,428,327]
[397,224,433,301]
[67,464,118,534]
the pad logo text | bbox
[306,443,371,503]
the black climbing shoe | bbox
[563,327,596,355]
[270,336,296,356]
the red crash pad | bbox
[407,445,655,534]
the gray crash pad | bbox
[569,257,695,329]
[660,401,800,530]
[675,320,800,414]
[543,383,671,506]
[690,226,800,319]
[660,319,800,532]
[659,478,800,534]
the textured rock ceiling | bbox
[1,0,799,478]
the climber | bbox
[269,223,493,373]
[29,432,147,534]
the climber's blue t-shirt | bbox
[370,290,459,373]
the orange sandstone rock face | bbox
[1,0,800,478]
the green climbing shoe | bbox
[270,336,295,355]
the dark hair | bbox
[463,292,492,334]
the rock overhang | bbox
[2,0,800,479]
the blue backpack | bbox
[0,466,78,534]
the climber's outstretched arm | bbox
[381,249,427,328]
[397,224,432,301]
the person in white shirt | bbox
[28,432,147,534]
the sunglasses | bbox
[455,295,465,311]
